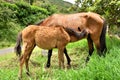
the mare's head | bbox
[64,27,88,42]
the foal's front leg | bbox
[58,48,65,68]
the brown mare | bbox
[14,25,88,79]
[37,12,107,68]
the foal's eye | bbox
[78,27,81,31]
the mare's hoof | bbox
[45,64,50,68]
[85,56,90,63]
[26,71,30,76]
[67,64,71,69]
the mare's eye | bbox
[78,27,81,31]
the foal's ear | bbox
[56,25,64,28]
[84,14,89,19]
[78,27,81,31]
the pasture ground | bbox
[0,36,120,80]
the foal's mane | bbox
[35,19,44,25]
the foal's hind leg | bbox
[18,43,34,79]
[25,45,35,76]
[86,35,94,62]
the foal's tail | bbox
[100,19,107,53]
[14,32,22,57]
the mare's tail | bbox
[100,19,107,53]
[14,32,22,57]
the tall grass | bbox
[0,36,120,80]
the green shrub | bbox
[15,2,49,26]
[0,1,57,47]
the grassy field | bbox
[0,36,120,80]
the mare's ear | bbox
[78,27,81,31]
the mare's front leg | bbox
[46,49,52,68]
[64,48,71,68]
[46,48,71,68]
[86,34,94,62]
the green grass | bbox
[0,41,14,49]
[0,36,120,80]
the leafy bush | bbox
[0,1,58,48]
[0,1,55,26]
[15,2,49,26]
[0,7,14,39]
[72,0,120,35]
[0,6,21,47]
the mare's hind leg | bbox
[93,38,102,56]
[46,49,52,68]
[25,45,35,76]
[86,35,94,62]
[90,32,103,56]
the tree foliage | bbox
[0,0,120,45]
[0,1,57,43]
[73,0,120,35]
[0,6,20,42]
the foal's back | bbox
[22,25,70,50]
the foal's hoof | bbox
[18,74,22,80]
[18,77,22,80]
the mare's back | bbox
[41,12,103,31]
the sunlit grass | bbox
[0,36,120,80]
